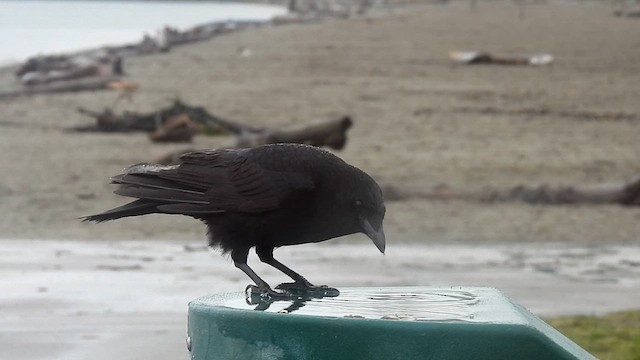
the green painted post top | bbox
[187,286,596,360]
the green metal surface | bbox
[187,287,596,360]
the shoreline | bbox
[0,0,292,67]
[1,0,399,97]
[1,0,426,70]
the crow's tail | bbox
[82,199,158,223]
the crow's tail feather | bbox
[82,199,158,223]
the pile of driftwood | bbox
[0,53,128,99]
[74,101,228,136]
[16,54,123,86]
[382,175,640,207]
[73,100,353,155]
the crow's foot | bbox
[245,284,294,301]
[275,282,340,297]
[245,284,302,310]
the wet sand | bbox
[2,239,639,359]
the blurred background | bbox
[0,0,639,359]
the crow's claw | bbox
[245,284,295,303]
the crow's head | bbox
[344,168,386,254]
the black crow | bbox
[84,143,386,297]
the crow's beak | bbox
[361,218,385,254]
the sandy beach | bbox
[1,2,639,244]
[0,1,639,359]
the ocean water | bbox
[0,0,287,65]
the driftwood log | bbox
[413,106,640,122]
[449,51,553,66]
[73,100,353,150]
[154,115,352,164]
[155,115,353,164]
[148,114,203,143]
[382,175,640,206]
[74,100,229,135]
[0,77,123,99]
[613,9,640,17]
[17,56,123,86]
[0,55,126,99]
[482,177,640,206]
[234,116,352,149]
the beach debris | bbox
[449,51,553,66]
[72,100,354,150]
[381,175,640,207]
[613,9,640,17]
[0,77,125,99]
[156,113,353,163]
[237,47,253,58]
[273,0,386,23]
[149,113,202,143]
[0,53,127,99]
[483,175,640,206]
[153,114,352,164]
[234,115,353,150]
[17,54,123,86]
[107,80,140,105]
[153,24,242,48]
[73,100,228,135]
[414,106,640,122]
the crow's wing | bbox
[112,149,314,214]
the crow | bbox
[84,143,386,297]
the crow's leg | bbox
[256,246,312,286]
[231,248,284,299]
[256,246,339,296]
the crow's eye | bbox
[355,200,362,207]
